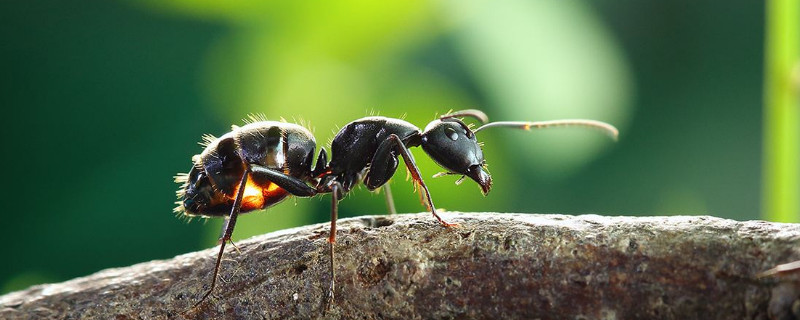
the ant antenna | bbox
[440,109,489,124]
[475,119,619,141]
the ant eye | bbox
[445,127,458,141]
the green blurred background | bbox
[0,0,783,294]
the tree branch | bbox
[1,213,798,319]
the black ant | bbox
[174,109,618,309]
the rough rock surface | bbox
[1,213,798,319]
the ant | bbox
[174,109,618,309]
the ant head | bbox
[420,118,492,195]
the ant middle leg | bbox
[325,181,344,309]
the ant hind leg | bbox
[191,167,250,309]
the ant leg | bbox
[384,134,456,227]
[249,165,317,197]
[362,137,399,215]
[326,181,343,309]
[193,166,250,308]
[382,183,397,215]
[216,218,242,254]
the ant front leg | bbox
[381,183,397,215]
[364,138,401,215]
[370,134,457,227]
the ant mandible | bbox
[174,109,618,309]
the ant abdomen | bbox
[176,121,317,218]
